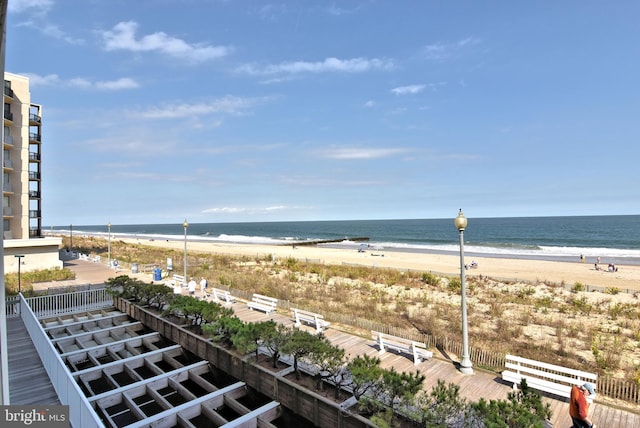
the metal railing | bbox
[19,292,105,428]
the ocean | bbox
[49,215,640,265]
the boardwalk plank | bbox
[7,317,60,405]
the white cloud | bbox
[8,0,53,14]
[23,73,60,86]
[257,4,287,21]
[391,84,426,95]
[137,96,257,119]
[364,100,376,108]
[10,0,83,44]
[101,21,232,63]
[237,57,394,75]
[95,78,139,90]
[317,147,408,160]
[26,73,139,91]
[422,37,481,61]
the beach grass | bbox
[61,235,640,385]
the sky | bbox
[5,0,640,226]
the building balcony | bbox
[3,135,13,146]
[4,84,14,99]
[29,113,42,124]
[29,171,41,180]
[29,132,41,142]
[29,228,42,238]
[29,209,41,218]
[3,158,12,169]
[3,184,12,193]
[29,190,41,199]
[3,206,12,216]
[29,152,41,162]
[4,110,13,122]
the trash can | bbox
[132,263,139,274]
[153,268,162,281]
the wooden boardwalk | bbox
[233,299,640,428]
[7,317,60,405]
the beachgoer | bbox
[597,256,601,264]
[187,278,197,296]
[569,383,596,428]
[594,263,600,271]
[200,277,208,294]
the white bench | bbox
[291,308,330,333]
[172,274,186,286]
[247,293,278,314]
[503,354,597,402]
[371,331,433,365]
[210,288,236,305]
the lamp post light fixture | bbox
[455,209,473,375]
[183,219,189,283]
[107,222,112,268]
[14,255,24,294]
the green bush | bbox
[4,267,75,295]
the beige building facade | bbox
[3,72,62,273]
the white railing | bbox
[25,288,113,318]
[19,293,105,428]
[5,295,20,318]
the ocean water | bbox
[49,215,640,265]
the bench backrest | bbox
[252,294,278,306]
[371,331,427,348]
[293,308,324,319]
[506,354,597,386]
[173,274,185,282]
[213,288,233,300]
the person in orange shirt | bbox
[569,383,596,428]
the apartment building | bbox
[3,72,61,273]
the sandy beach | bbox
[122,237,640,292]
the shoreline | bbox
[117,236,640,292]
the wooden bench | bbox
[291,308,330,333]
[247,294,278,314]
[503,354,597,403]
[371,331,433,365]
[210,288,236,305]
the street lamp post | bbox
[14,255,24,294]
[69,224,73,253]
[455,209,473,375]
[183,219,189,282]
[107,222,112,268]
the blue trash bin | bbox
[153,268,162,281]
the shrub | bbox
[421,272,440,286]
[571,282,585,293]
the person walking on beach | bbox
[200,277,208,297]
[569,383,596,428]
[187,278,197,296]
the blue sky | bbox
[6,0,640,226]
